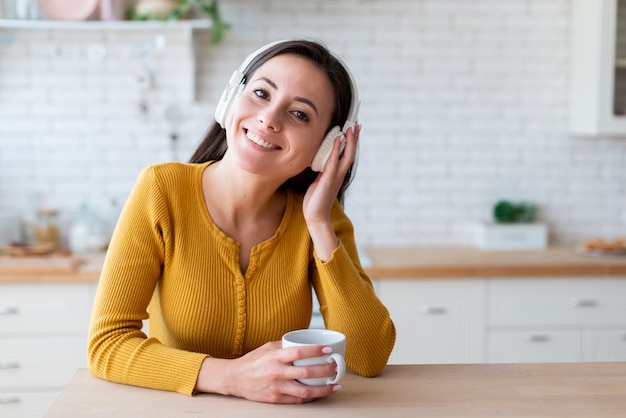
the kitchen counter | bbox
[364,246,626,278]
[45,363,626,417]
[0,252,105,283]
[3,247,625,283]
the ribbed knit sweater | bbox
[87,162,396,396]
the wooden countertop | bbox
[45,363,626,417]
[2,246,625,283]
[0,252,104,283]
[365,246,626,278]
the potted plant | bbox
[474,200,548,250]
[131,0,230,43]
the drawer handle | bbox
[0,306,19,315]
[526,334,550,342]
[0,396,20,404]
[419,305,447,315]
[569,298,598,307]
[0,361,20,370]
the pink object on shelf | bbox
[99,0,130,21]
[39,0,99,21]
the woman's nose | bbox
[257,105,282,131]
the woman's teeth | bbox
[246,131,276,149]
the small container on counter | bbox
[34,208,61,250]
[68,202,108,254]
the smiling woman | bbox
[87,38,395,405]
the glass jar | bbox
[34,208,60,250]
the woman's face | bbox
[225,53,335,178]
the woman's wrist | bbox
[195,357,234,396]
[307,220,339,262]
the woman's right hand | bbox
[194,341,341,403]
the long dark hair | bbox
[189,39,357,205]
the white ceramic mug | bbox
[282,329,346,386]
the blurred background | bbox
[0,0,625,251]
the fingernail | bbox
[322,346,333,354]
[333,384,342,392]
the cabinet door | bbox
[488,278,626,326]
[488,330,582,363]
[376,279,485,364]
[0,337,87,389]
[570,0,626,136]
[0,391,60,418]
[0,284,94,334]
[584,329,626,361]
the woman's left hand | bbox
[303,124,360,260]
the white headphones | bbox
[214,39,360,172]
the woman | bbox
[87,39,396,404]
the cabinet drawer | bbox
[376,279,485,364]
[0,284,94,334]
[488,278,626,326]
[0,390,60,418]
[583,329,626,362]
[0,337,86,389]
[488,330,581,363]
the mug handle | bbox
[325,353,346,385]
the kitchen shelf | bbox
[0,18,211,31]
[0,18,212,103]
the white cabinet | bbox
[488,278,626,326]
[376,279,485,365]
[486,278,626,363]
[0,283,96,418]
[488,330,582,363]
[375,276,626,365]
[569,0,626,136]
[584,329,626,361]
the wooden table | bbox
[45,363,626,417]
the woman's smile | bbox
[245,129,281,150]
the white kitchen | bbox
[1,1,625,417]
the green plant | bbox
[130,0,230,44]
[493,200,537,223]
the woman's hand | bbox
[195,341,341,404]
[303,125,361,260]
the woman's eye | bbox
[253,89,268,99]
[292,110,309,122]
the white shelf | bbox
[0,18,212,103]
[0,18,211,31]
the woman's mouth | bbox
[246,130,280,150]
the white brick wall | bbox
[1,0,625,248]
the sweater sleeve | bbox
[87,166,207,396]
[311,201,396,377]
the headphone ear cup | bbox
[214,85,242,128]
[311,126,343,172]
[215,70,245,127]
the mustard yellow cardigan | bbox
[87,162,396,396]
